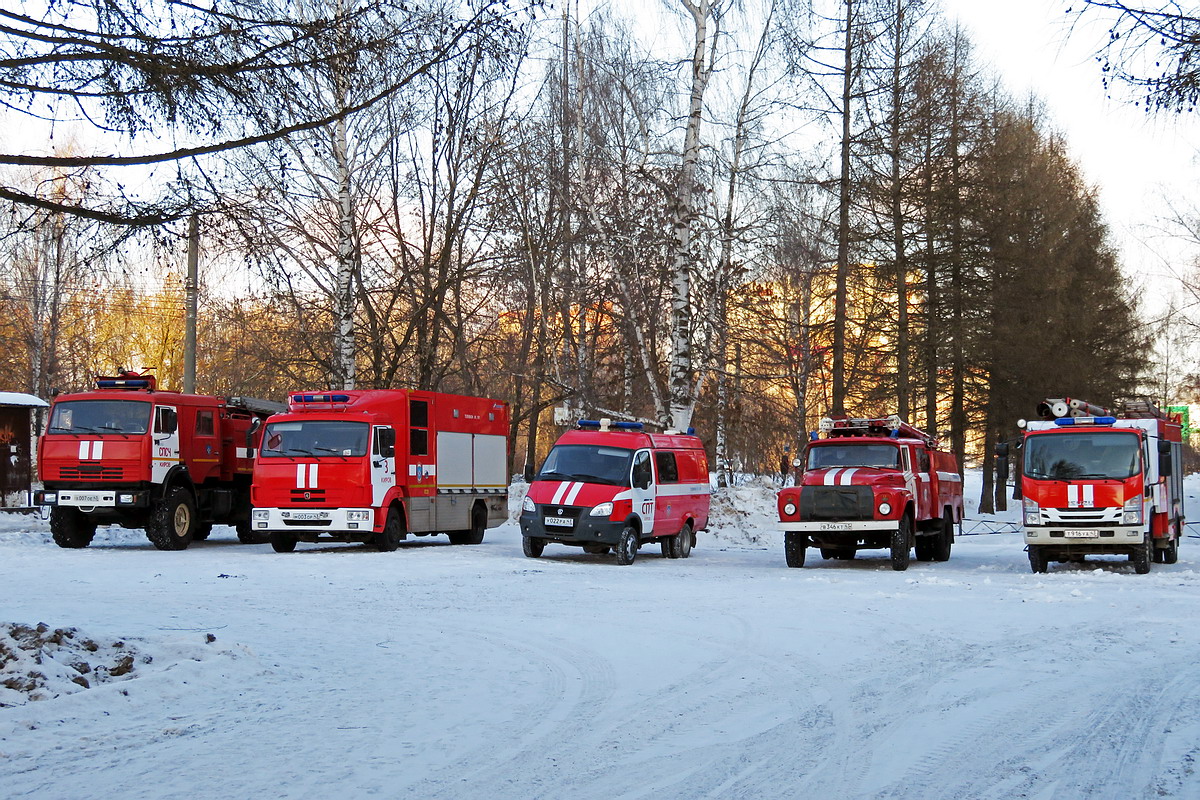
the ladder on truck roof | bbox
[819,415,937,447]
[228,396,287,416]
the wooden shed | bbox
[0,392,49,507]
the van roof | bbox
[555,428,705,450]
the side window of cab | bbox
[917,449,930,473]
[632,451,652,489]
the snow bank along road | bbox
[2,518,1200,799]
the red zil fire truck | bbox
[36,371,284,550]
[777,415,964,571]
[1002,398,1185,574]
[249,390,509,552]
[519,419,711,565]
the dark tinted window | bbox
[410,428,428,456]
[195,410,215,436]
[655,451,679,482]
[410,400,429,428]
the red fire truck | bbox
[249,390,509,552]
[519,419,711,565]
[777,415,963,571]
[36,371,283,550]
[1002,398,1185,574]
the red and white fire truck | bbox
[1004,398,1185,574]
[36,371,283,550]
[777,415,963,571]
[519,419,711,565]
[249,390,509,552]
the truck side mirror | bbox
[1159,439,1173,477]
[245,417,262,452]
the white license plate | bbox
[292,512,327,521]
[1065,529,1101,538]
[544,516,573,527]
[819,522,852,531]
[70,494,106,503]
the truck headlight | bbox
[347,510,372,522]
[589,502,614,517]
[1023,497,1040,526]
[41,492,57,505]
[782,501,797,516]
[878,500,892,516]
[522,496,536,513]
[1122,497,1143,525]
[253,509,269,521]
[118,493,135,505]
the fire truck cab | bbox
[36,371,283,550]
[250,390,509,552]
[1010,398,1185,574]
[777,415,963,571]
[519,419,711,565]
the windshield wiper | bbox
[283,447,316,456]
[571,473,617,485]
[537,471,573,480]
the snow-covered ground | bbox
[3,474,1200,799]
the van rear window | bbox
[655,451,679,482]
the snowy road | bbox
[3,514,1200,799]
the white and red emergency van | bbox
[777,415,964,571]
[250,389,509,552]
[1003,398,1185,574]
[36,370,283,550]
[519,419,710,565]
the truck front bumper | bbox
[36,489,151,509]
[520,511,628,545]
[780,519,899,533]
[252,507,376,534]
[1024,524,1145,547]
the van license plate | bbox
[819,522,852,531]
[544,516,573,527]
[1065,529,1100,538]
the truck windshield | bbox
[48,400,151,435]
[537,444,634,486]
[261,420,370,457]
[807,443,900,470]
[1024,431,1140,480]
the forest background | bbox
[2,0,1197,511]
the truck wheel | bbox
[50,507,97,549]
[661,537,677,558]
[522,535,545,558]
[1028,545,1048,573]
[1132,535,1152,574]
[449,505,487,545]
[192,523,213,542]
[375,508,403,552]
[890,517,911,571]
[932,511,954,562]
[615,526,639,565]
[270,532,298,553]
[679,522,693,558]
[785,532,807,568]
[236,520,270,545]
[146,487,196,551]
[1164,525,1180,565]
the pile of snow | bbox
[707,476,782,546]
[0,622,225,708]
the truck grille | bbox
[57,465,125,481]
[1041,507,1121,525]
[800,486,873,521]
[289,489,327,504]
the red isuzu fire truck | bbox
[777,415,964,571]
[36,371,284,550]
[1000,398,1185,574]
[519,419,711,565]
[249,390,509,552]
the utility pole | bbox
[183,214,199,393]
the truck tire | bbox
[375,508,403,552]
[615,526,639,565]
[914,535,934,562]
[146,487,196,551]
[890,517,911,571]
[448,505,486,545]
[270,532,298,553]
[679,522,693,558]
[932,511,954,562]
[1132,535,1152,574]
[192,523,213,542]
[661,537,676,558]
[522,535,545,558]
[50,507,97,549]
[785,532,807,568]
[1028,545,1048,573]
[1164,525,1180,565]
[236,520,270,545]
